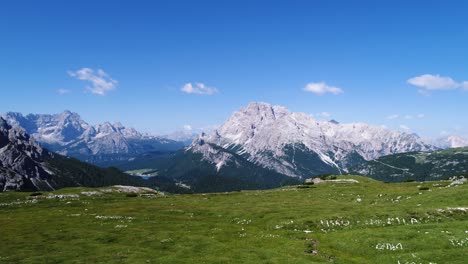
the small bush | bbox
[303,182,315,186]
[126,193,138,197]
[29,192,43,197]
[419,187,429,191]
[297,185,311,189]
[404,179,415,182]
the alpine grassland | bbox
[1,176,467,263]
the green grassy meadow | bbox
[1,176,467,263]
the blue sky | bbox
[1,0,468,137]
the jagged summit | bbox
[0,120,154,191]
[1,111,184,165]
[0,117,49,191]
[0,117,7,129]
[188,102,435,178]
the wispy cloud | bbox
[68,68,117,95]
[399,124,411,132]
[57,89,71,95]
[304,82,343,95]
[387,114,425,120]
[179,124,219,134]
[408,74,468,95]
[313,112,332,119]
[386,114,400,120]
[181,82,218,95]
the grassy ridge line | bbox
[349,147,468,182]
[0,175,467,263]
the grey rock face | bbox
[2,111,184,165]
[187,102,436,179]
[0,117,53,191]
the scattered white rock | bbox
[80,191,102,196]
[46,194,79,199]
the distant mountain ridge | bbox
[431,135,468,149]
[0,117,152,191]
[2,111,184,165]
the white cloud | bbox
[440,130,449,136]
[316,112,332,118]
[68,68,117,95]
[407,74,458,90]
[304,82,343,95]
[311,112,333,120]
[462,81,468,90]
[183,125,193,131]
[408,74,468,95]
[181,82,218,95]
[387,114,424,120]
[400,124,411,131]
[57,89,71,95]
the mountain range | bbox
[3,102,468,192]
[1,111,185,166]
[0,117,147,191]
[155,102,439,191]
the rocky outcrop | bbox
[0,117,54,191]
[186,102,436,178]
[2,111,184,165]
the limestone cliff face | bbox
[0,117,54,191]
[187,102,435,179]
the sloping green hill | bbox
[155,143,300,192]
[1,175,467,263]
[349,147,468,182]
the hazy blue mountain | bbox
[0,117,138,191]
[2,111,184,166]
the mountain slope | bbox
[2,111,184,166]
[151,102,436,191]
[182,102,435,180]
[349,147,468,182]
[0,117,177,192]
[157,138,300,192]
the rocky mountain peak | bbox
[0,117,8,130]
[1,111,185,165]
[240,102,290,122]
[189,102,435,178]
